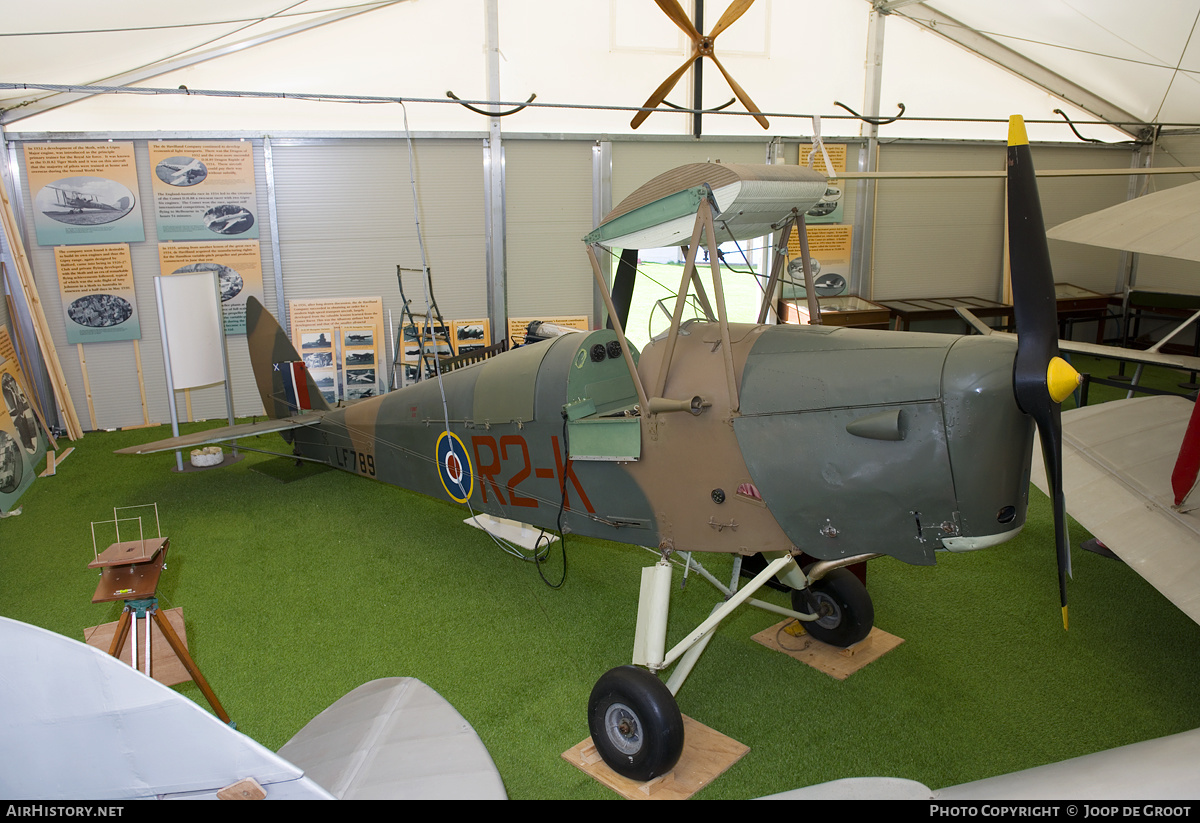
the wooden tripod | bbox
[90,534,230,725]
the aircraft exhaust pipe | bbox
[647,396,709,416]
[803,553,882,585]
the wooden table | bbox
[876,284,1111,342]
[780,295,891,329]
[875,296,1013,332]
[1054,283,1112,343]
[1122,289,1200,354]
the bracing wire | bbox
[396,100,565,578]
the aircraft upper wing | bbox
[115,412,326,455]
[1031,395,1200,626]
[583,162,827,249]
[1046,178,1200,264]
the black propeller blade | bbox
[1007,115,1082,629]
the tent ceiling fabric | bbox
[1047,179,1200,264]
[0,1,1196,138]
[907,0,1200,128]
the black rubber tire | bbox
[791,567,874,647]
[587,665,685,781]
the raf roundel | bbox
[436,431,474,503]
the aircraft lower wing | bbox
[114,412,326,455]
[956,307,1200,372]
[1031,394,1200,626]
[0,617,507,800]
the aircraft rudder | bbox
[246,296,331,419]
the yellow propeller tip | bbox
[1047,356,1081,404]
[1062,605,1069,631]
[1008,115,1029,147]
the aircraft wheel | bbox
[791,567,874,647]
[587,665,684,781]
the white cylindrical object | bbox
[642,562,673,668]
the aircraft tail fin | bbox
[246,297,331,419]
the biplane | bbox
[46,185,121,213]
[121,116,1079,781]
[158,158,207,186]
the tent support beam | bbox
[1,1,408,124]
[893,3,1146,139]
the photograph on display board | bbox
[0,329,47,513]
[451,319,491,357]
[398,319,456,385]
[24,142,145,246]
[149,141,259,240]
[288,298,386,402]
[783,225,853,300]
[301,330,333,350]
[54,244,141,345]
[158,241,265,335]
[345,371,378,400]
[343,328,374,347]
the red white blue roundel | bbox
[436,431,473,503]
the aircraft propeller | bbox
[631,0,768,130]
[1006,115,1082,629]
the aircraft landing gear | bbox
[791,567,874,647]
[584,554,876,781]
[587,665,684,781]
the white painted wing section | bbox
[277,677,507,800]
[1047,179,1200,263]
[1031,395,1200,626]
[593,163,828,249]
[935,727,1200,800]
[762,727,1200,799]
[0,617,333,800]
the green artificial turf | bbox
[4,358,1200,800]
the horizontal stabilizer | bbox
[115,413,326,455]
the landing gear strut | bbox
[585,553,876,780]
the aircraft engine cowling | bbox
[732,325,1032,566]
[938,334,1035,552]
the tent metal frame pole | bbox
[851,6,886,299]
[483,0,507,343]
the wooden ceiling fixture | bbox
[632,0,768,130]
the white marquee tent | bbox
[3,0,1196,139]
[2,0,1199,434]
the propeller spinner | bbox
[1006,115,1081,629]
[632,0,768,130]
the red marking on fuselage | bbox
[552,435,594,514]
[468,433,594,513]
[472,435,506,505]
[500,435,537,508]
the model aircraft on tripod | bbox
[121,116,1079,782]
